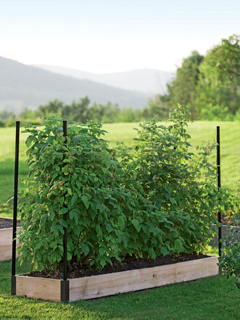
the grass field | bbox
[0,121,240,218]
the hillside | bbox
[0,56,149,114]
[34,65,175,95]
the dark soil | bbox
[27,252,210,280]
[0,218,21,229]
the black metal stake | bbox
[11,120,20,295]
[217,126,221,257]
[61,120,69,301]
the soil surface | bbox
[0,218,21,229]
[27,252,210,280]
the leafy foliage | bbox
[117,106,231,254]
[156,51,204,120]
[218,214,240,288]
[17,116,175,270]
[196,34,240,116]
[17,106,235,272]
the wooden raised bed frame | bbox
[14,256,219,302]
[0,217,20,262]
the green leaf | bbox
[122,235,128,245]
[71,193,78,206]
[161,247,169,256]
[106,224,113,233]
[60,208,68,214]
[82,195,89,209]
[73,135,81,144]
[142,232,149,244]
[69,210,74,220]
[82,244,90,255]
[99,248,105,256]
[132,218,141,232]
[96,224,103,236]
[76,180,82,189]
[59,219,67,228]
[100,259,106,268]
[47,136,55,144]
[170,197,177,205]
[149,248,156,259]
[118,216,125,228]
[58,225,64,234]
[96,203,107,213]
[175,239,183,252]
[70,210,79,222]
[26,135,36,148]
[51,251,58,262]
[73,225,81,236]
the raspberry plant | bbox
[17,107,236,273]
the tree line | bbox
[0,98,147,127]
[153,34,240,121]
[1,33,240,127]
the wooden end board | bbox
[69,256,219,301]
[0,228,20,262]
[16,276,61,302]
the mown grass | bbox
[0,258,240,320]
[1,121,240,218]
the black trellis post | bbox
[61,120,69,302]
[11,121,20,295]
[217,126,222,257]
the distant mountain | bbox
[0,56,149,114]
[33,65,175,95]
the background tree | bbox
[165,51,204,119]
[69,96,90,123]
[153,51,204,120]
[197,34,240,116]
[37,99,64,118]
[142,95,169,120]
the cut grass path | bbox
[0,259,240,319]
[1,121,240,218]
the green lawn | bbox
[1,121,240,218]
[1,258,240,320]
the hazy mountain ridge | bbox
[33,65,175,95]
[0,56,149,114]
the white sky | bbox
[0,0,239,73]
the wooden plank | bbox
[69,256,219,301]
[16,276,61,302]
[0,228,20,261]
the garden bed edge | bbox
[14,256,219,302]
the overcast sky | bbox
[0,0,239,73]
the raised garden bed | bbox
[0,217,20,262]
[14,255,219,302]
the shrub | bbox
[18,117,179,271]
[17,106,235,273]
[117,106,227,253]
